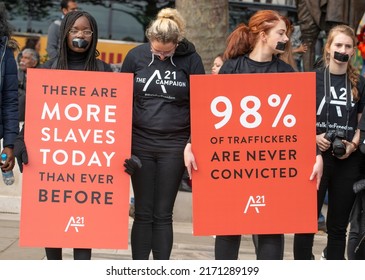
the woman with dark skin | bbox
[15,11,114,260]
[42,10,113,260]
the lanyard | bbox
[324,66,352,138]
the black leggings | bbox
[215,234,284,260]
[45,248,91,260]
[294,151,362,260]
[130,149,185,260]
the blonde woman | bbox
[120,8,205,260]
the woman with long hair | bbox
[213,10,295,260]
[294,24,365,260]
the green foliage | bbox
[3,0,55,20]
[2,0,174,40]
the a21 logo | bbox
[244,195,266,214]
[65,216,85,232]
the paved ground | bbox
[0,212,328,260]
[0,167,328,260]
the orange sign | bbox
[190,72,317,235]
[19,69,133,249]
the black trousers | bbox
[215,234,284,260]
[130,149,185,260]
[45,248,91,260]
[294,150,363,260]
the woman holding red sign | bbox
[42,10,113,260]
[207,9,296,260]
[14,10,123,260]
[294,24,365,260]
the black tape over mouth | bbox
[275,41,286,51]
[334,51,349,62]
[72,38,89,49]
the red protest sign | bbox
[191,72,317,235]
[19,69,133,249]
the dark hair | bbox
[57,10,100,70]
[216,53,224,60]
[22,37,40,51]
[61,0,76,10]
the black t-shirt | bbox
[121,41,205,152]
[219,54,295,74]
[316,68,365,141]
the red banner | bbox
[190,72,317,235]
[19,69,133,249]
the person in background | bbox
[20,37,41,55]
[211,53,223,74]
[291,24,307,71]
[295,0,365,72]
[0,3,19,178]
[294,24,365,260]
[23,37,41,53]
[213,10,294,260]
[46,0,78,60]
[120,7,205,260]
[17,48,40,123]
[15,10,113,260]
[347,63,365,260]
[347,176,365,259]
[17,36,42,65]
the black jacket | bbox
[0,36,19,148]
[348,181,365,259]
[219,54,295,74]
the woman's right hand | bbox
[316,133,331,152]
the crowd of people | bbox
[2,0,365,260]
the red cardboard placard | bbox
[19,69,133,249]
[191,72,317,235]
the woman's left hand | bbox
[184,143,197,179]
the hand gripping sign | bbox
[19,69,133,249]
[190,72,317,235]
